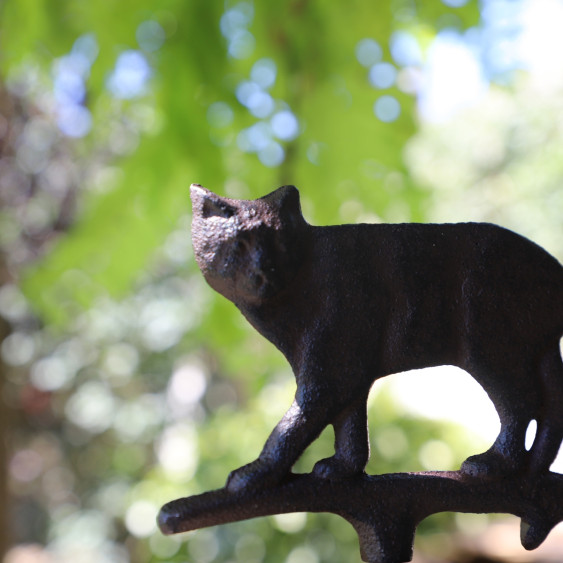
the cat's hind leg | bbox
[313,397,370,480]
[528,344,563,473]
[460,357,548,478]
[460,414,530,477]
[459,349,545,477]
[462,344,563,477]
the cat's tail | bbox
[528,339,563,474]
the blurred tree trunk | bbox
[0,77,81,558]
[0,311,12,558]
[0,84,13,560]
[0,84,17,560]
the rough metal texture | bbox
[159,471,563,563]
[158,184,563,562]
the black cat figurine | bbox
[190,183,563,492]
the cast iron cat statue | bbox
[190,183,563,492]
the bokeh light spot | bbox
[2,332,35,366]
[31,356,72,391]
[102,343,139,381]
[442,0,469,6]
[57,105,92,138]
[418,439,454,470]
[247,90,274,118]
[250,58,277,89]
[237,122,272,153]
[149,534,182,558]
[114,396,164,442]
[136,20,166,52]
[107,50,151,99]
[54,65,86,105]
[140,298,195,352]
[236,80,261,107]
[65,382,116,433]
[156,423,199,481]
[271,110,299,141]
[72,33,99,63]
[306,142,326,166]
[220,3,254,39]
[207,102,234,128]
[167,363,207,418]
[235,533,266,562]
[228,30,255,59]
[390,31,423,66]
[369,62,398,89]
[374,95,401,122]
[258,141,285,167]
[356,38,383,67]
[287,546,319,563]
[374,425,408,461]
[10,449,44,482]
[0,283,28,322]
[188,530,220,563]
[125,500,158,538]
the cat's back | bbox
[313,221,559,268]
[310,221,563,301]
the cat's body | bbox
[190,184,563,490]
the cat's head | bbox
[190,184,308,305]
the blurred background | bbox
[0,0,562,562]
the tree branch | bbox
[158,470,563,563]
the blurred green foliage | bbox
[1,0,480,326]
[0,1,561,563]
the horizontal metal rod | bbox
[158,470,563,563]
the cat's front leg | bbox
[226,398,331,492]
[313,397,370,479]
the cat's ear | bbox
[262,185,304,224]
[190,184,236,219]
[202,197,236,219]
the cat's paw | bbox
[225,460,284,493]
[460,450,521,478]
[313,456,363,480]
